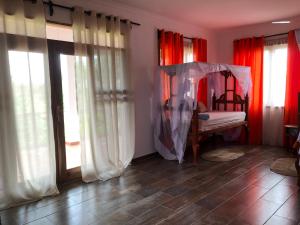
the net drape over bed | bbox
[153,62,251,163]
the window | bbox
[46,23,73,42]
[183,39,196,98]
[183,39,193,63]
[8,50,53,179]
[262,42,288,146]
[263,44,288,107]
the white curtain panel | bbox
[72,8,135,182]
[183,40,193,63]
[263,43,288,146]
[0,0,58,209]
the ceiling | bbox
[111,0,300,29]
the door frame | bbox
[47,39,81,183]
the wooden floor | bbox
[1,145,300,225]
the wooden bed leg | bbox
[245,125,249,145]
[212,133,216,148]
[192,144,199,164]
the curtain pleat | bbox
[72,8,134,182]
[234,37,264,145]
[0,0,58,210]
[284,31,300,126]
[192,38,208,106]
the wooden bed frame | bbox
[188,71,249,163]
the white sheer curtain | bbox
[183,40,197,99]
[72,8,135,182]
[263,43,288,146]
[183,39,193,63]
[0,0,58,209]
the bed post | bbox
[245,93,249,144]
[212,93,216,111]
[233,77,237,111]
[191,108,199,164]
[224,75,228,111]
[245,94,249,121]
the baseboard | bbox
[131,152,159,164]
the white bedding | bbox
[198,111,246,132]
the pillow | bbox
[198,113,209,120]
[198,101,207,113]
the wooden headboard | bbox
[212,70,249,121]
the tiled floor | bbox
[1,145,299,225]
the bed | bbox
[198,111,246,132]
[154,62,251,163]
[188,71,249,163]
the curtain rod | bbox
[159,30,289,40]
[264,32,288,38]
[158,29,194,40]
[26,0,141,26]
[183,36,193,40]
[185,33,289,40]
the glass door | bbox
[48,40,81,182]
[60,54,81,170]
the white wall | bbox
[215,15,300,64]
[52,0,218,158]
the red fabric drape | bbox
[284,31,300,125]
[159,30,184,65]
[234,37,264,145]
[193,38,208,105]
[159,30,184,100]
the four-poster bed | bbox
[188,70,249,163]
[153,62,251,163]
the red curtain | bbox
[159,30,183,66]
[284,31,300,125]
[193,38,208,105]
[234,37,264,145]
[159,30,184,100]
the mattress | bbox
[198,111,246,132]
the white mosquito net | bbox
[153,62,251,163]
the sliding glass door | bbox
[48,40,81,182]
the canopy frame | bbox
[154,62,252,163]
